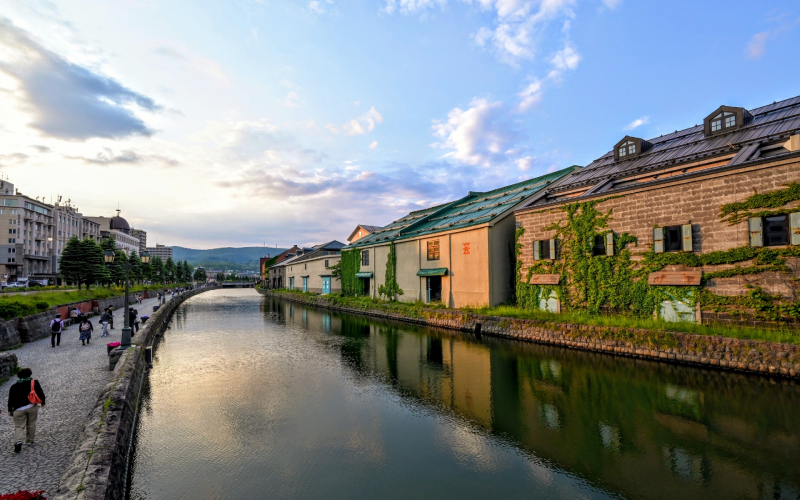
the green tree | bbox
[58,237,84,289]
[82,239,109,289]
[193,267,207,282]
[151,255,165,284]
[183,261,192,282]
[164,256,176,283]
[128,251,143,284]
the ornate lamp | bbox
[103,249,115,263]
[140,250,150,264]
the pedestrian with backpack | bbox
[50,314,63,347]
[7,368,46,453]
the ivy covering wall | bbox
[378,242,403,301]
[337,249,361,297]
[516,183,800,323]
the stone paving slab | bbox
[0,293,174,496]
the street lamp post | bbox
[103,249,150,349]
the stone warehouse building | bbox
[344,167,577,308]
[515,95,800,325]
[283,241,345,294]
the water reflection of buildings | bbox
[275,299,800,500]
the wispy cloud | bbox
[623,116,649,131]
[515,42,581,112]
[369,141,378,149]
[309,0,334,14]
[152,45,229,85]
[340,107,383,135]
[0,19,160,140]
[745,15,800,60]
[280,91,302,107]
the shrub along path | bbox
[0,294,167,496]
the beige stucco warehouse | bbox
[282,241,344,294]
[345,168,576,308]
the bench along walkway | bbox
[0,293,176,496]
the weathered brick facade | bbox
[516,156,800,326]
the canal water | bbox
[127,289,800,499]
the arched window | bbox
[710,112,736,133]
[618,140,636,158]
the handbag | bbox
[28,380,42,405]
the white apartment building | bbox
[86,213,141,255]
[145,244,173,261]
[0,181,56,282]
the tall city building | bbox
[145,244,173,261]
[53,200,101,274]
[130,228,147,254]
[0,180,56,283]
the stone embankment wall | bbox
[0,289,177,349]
[261,289,800,380]
[53,286,216,500]
[0,351,17,382]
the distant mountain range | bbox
[172,246,288,272]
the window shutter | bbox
[653,227,664,253]
[749,217,763,247]
[791,212,800,245]
[533,240,540,261]
[605,232,614,256]
[681,224,693,252]
[549,239,557,260]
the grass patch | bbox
[0,284,187,320]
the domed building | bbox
[85,210,144,255]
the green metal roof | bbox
[345,167,576,249]
[355,272,373,278]
[417,268,448,276]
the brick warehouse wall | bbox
[515,157,800,323]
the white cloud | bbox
[602,0,621,9]
[280,91,302,107]
[515,156,535,171]
[308,0,333,14]
[384,0,446,15]
[746,32,769,59]
[279,78,296,88]
[623,116,649,131]
[369,141,378,149]
[341,106,383,135]
[431,98,518,167]
[516,79,542,112]
[548,42,580,76]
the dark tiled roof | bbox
[345,167,576,248]
[548,95,800,194]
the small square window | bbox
[628,144,636,154]
[592,235,606,256]
[764,215,789,246]
[427,240,440,260]
[711,120,721,132]
[664,225,682,252]
[541,241,551,260]
[725,115,736,128]
[619,147,626,157]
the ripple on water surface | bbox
[127,289,800,500]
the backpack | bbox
[28,380,42,405]
[50,319,61,333]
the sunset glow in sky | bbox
[0,0,798,248]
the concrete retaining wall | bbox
[0,320,21,350]
[261,289,800,380]
[53,287,216,500]
[0,351,17,382]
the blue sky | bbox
[0,0,798,248]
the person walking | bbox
[100,308,112,337]
[108,305,115,330]
[7,368,46,453]
[50,314,63,347]
[128,307,139,333]
[78,317,93,345]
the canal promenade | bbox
[0,293,169,496]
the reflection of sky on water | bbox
[130,291,800,500]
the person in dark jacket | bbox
[100,308,112,337]
[7,368,45,453]
[49,313,63,347]
[128,307,139,333]
[108,305,115,329]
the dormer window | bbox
[703,105,751,137]
[618,141,636,157]
[613,136,650,161]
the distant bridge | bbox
[219,282,257,288]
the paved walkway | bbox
[0,293,178,496]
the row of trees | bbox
[59,236,204,289]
